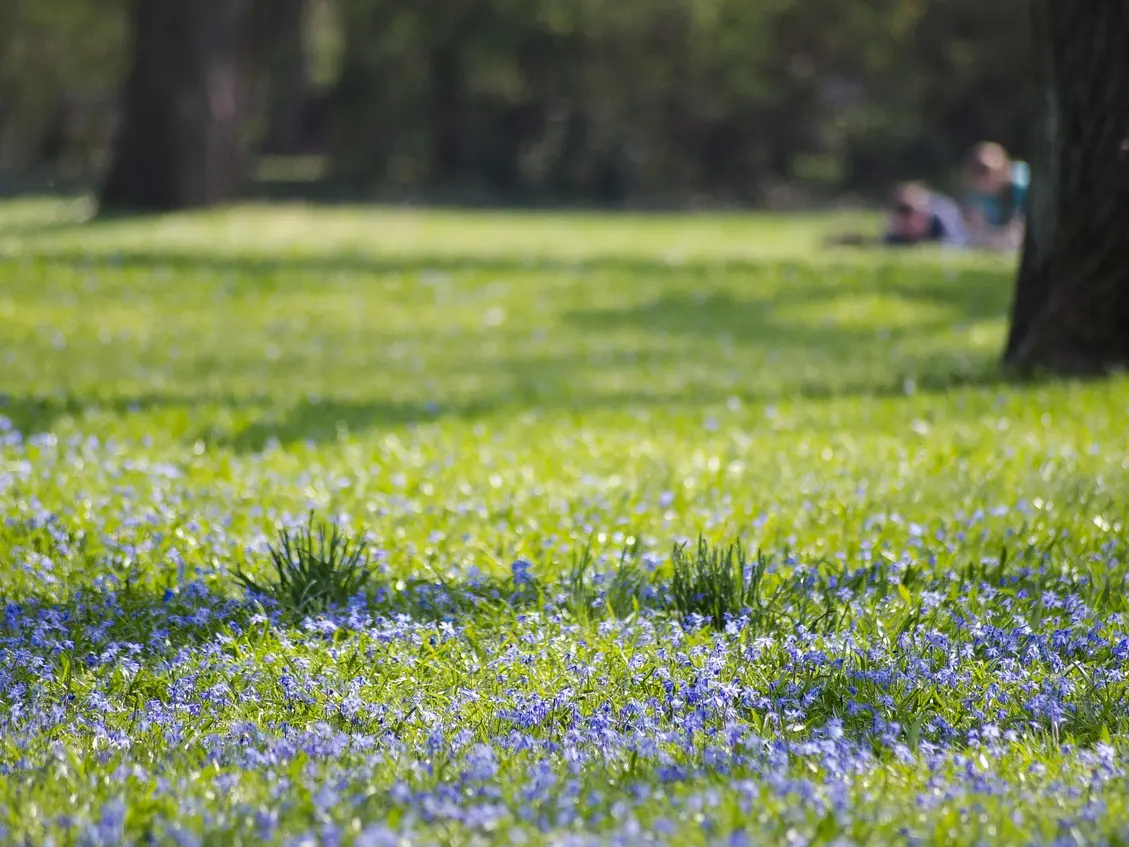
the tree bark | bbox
[430,41,466,183]
[98,0,260,213]
[1004,2,1129,374]
[261,0,309,155]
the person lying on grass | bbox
[826,181,969,248]
[962,140,1028,251]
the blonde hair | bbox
[967,141,1010,176]
[889,181,930,212]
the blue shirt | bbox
[966,161,1029,228]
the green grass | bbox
[0,198,1127,846]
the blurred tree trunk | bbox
[262,0,309,155]
[328,1,406,188]
[99,0,260,213]
[1004,2,1129,373]
[430,41,465,183]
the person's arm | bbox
[963,203,992,247]
[969,200,1023,250]
[1003,175,1029,249]
[998,217,1025,250]
[933,197,970,248]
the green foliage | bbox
[604,548,650,619]
[0,0,128,174]
[3,0,1030,202]
[2,202,1129,844]
[327,0,1032,202]
[235,513,371,617]
[564,538,597,623]
[561,538,648,622]
[671,537,769,629]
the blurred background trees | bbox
[99,0,263,212]
[0,0,1033,209]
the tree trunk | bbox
[98,0,260,213]
[261,0,309,156]
[430,41,465,184]
[1004,2,1129,374]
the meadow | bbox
[1,197,1128,846]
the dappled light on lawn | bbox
[1,200,1127,845]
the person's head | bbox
[887,181,933,240]
[966,141,1011,194]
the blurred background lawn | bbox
[0,199,1021,454]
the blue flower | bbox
[511,560,535,587]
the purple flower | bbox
[511,560,535,587]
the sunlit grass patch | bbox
[235,514,372,618]
[0,199,1128,845]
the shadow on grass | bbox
[0,573,586,661]
[563,269,1011,344]
[3,231,1018,350]
[0,216,97,240]
[0,243,1048,450]
[3,245,1009,314]
[4,528,1116,664]
[0,363,1064,454]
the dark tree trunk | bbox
[430,42,465,183]
[262,0,309,156]
[1004,2,1129,374]
[98,0,260,213]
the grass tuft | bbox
[604,546,651,619]
[564,538,597,623]
[235,513,371,617]
[671,536,769,629]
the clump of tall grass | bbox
[235,513,371,617]
[670,536,770,629]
